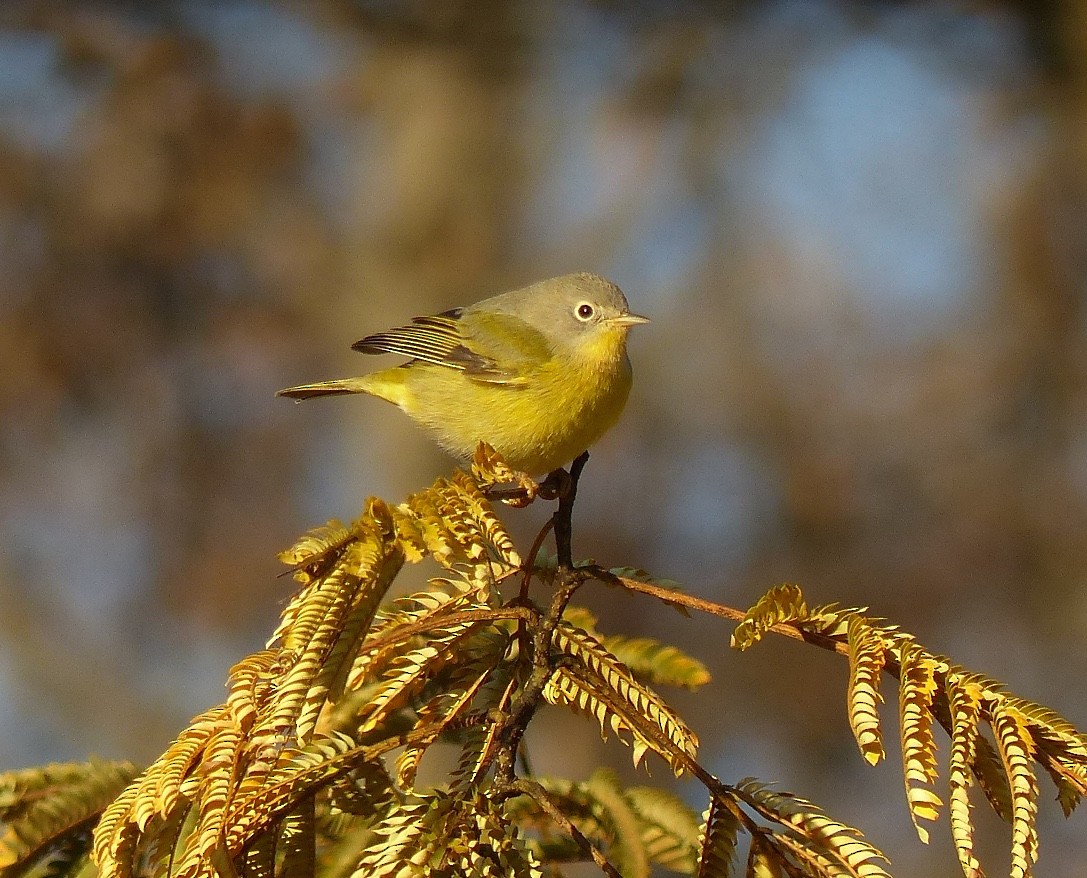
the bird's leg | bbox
[552,451,589,570]
[536,468,570,501]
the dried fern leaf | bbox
[277,519,355,581]
[151,706,226,821]
[549,621,699,771]
[990,703,1040,878]
[171,725,244,878]
[895,639,942,842]
[349,590,465,686]
[746,833,788,878]
[1000,694,1087,759]
[454,796,543,877]
[1040,756,1086,817]
[624,785,701,873]
[226,649,278,734]
[241,827,275,878]
[298,537,406,738]
[599,633,711,691]
[261,564,363,744]
[585,768,650,878]
[396,474,517,577]
[92,770,146,878]
[946,674,985,878]
[277,797,316,878]
[845,615,886,766]
[224,732,364,855]
[696,795,741,878]
[971,732,1014,824]
[803,603,870,639]
[449,470,522,568]
[351,798,433,878]
[395,669,493,791]
[356,621,491,736]
[768,829,854,877]
[0,760,137,873]
[733,779,891,878]
[730,584,808,651]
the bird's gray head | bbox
[479,272,649,350]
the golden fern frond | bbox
[263,528,404,743]
[226,649,278,733]
[946,673,984,878]
[92,770,147,878]
[695,799,739,873]
[278,797,316,878]
[541,667,672,772]
[394,474,518,578]
[0,759,137,873]
[297,537,405,740]
[1000,693,1087,761]
[351,797,434,878]
[696,795,741,878]
[152,706,225,820]
[971,732,1014,824]
[804,602,868,638]
[449,469,522,567]
[277,519,355,582]
[732,779,892,878]
[599,633,711,691]
[846,615,887,766]
[395,669,494,791]
[223,732,366,855]
[451,795,543,877]
[170,725,244,878]
[990,703,1039,878]
[550,621,699,771]
[583,768,650,878]
[351,590,463,674]
[1040,756,1087,817]
[896,638,942,842]
[763,829,845,877]
[357,619,494,736]
[745,833,788,878]
[259,564,362,744]
[624,785,701,873]
[730,584,808,651]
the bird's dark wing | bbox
[352,309,526,384]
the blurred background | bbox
[1,0,1086,873]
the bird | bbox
[278,272,648,476]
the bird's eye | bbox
[575,302,595,321]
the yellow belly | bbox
[362,347,633,475]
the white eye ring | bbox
[575,302,595,321]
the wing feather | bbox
[351,311,524,384]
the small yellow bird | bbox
[278,272,648,475]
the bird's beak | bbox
[610,312,650,327]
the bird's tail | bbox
[276,378,374,400]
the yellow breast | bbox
[390,325,635,474]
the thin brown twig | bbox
[519,517,555,600]
[508,778,622,878]
[601,571,849,657]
